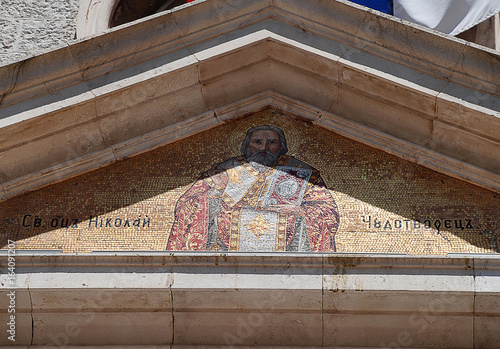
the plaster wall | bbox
[0,0,79,66]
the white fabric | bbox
[394,0,500,35]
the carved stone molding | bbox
[1,252,499,347]
[1,0,499,202]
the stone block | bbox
[341,45,451,94]
[323,313,473,348]
[0,46,80,107]
[436,95,500,142]
[0,288,32,346]
[0,121,106,182]
[171,264,323,291]
[173,289,321,312]
[339,65,437,118]
[334,85,433,146]
[98,84,208,148]
[33,311,172,346]
[445,43,500,102]
[323,290,473,315]
[269,61,338,111]
[322,256,475,348]
[69,15,183,78]
[167,0,272,40]
[474,316,500,349]
[201,60,273,110]
[0,82,95,131]
[0,311,32,346]
[92,60,199,116]
[268,39,340,82]
[0,100,96,152]
[174,310,321,346]
[29,287,172,346]
[29,289,171,312]
[202,59,337,112]
[474,255,500,347]
[197,39,269,82]
[112,110,219,161]
[430,121,500,174]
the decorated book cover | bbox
[256,166,313,209]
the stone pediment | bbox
[0,2,499,346]
[0,0,499,203]
[2,107,498,255]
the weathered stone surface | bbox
[0,0,78,66]
[0,252,497,347]
[0,0,498,202]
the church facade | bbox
[0,0,499,347]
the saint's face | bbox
[248,130,281,156]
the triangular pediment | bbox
[0,0,498,204]
[0,3,499,344]
[1,107,498,255]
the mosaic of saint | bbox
[167,125,339,252]
[0,108,498,255]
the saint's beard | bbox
[244,149,280,168]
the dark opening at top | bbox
[110,0,193,27]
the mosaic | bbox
[0,108,498,254]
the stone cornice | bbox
[0,0,499,202]
[1,252,499,347]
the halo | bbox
[227,110,305,156]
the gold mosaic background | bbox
[1,108,498,254]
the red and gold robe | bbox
[166,155,339,252]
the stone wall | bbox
[0,0,79,66]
